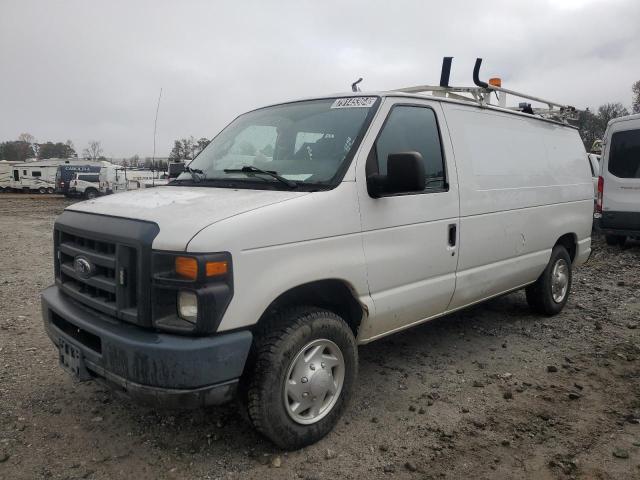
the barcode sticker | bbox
[331,97,377,109]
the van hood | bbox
[66,186,310,250]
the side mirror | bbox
[367,152,425,197]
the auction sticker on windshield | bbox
[331,97,377,108]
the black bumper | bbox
[597,210,640,237]
[41,285,252,408]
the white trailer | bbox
[99,165,166,194]
[10,161,64,193]
[0,160,21,192]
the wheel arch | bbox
[254,279,366,337]
[555,232,577,263]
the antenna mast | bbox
[152,87,163,187]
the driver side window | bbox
[372,105,446,191]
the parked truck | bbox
[42,59,593,449]
[68,172,101,199]
[55,162,104,196]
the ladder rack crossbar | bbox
[391,84,577,123]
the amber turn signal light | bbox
[205,261,228,277]
[175,256,198,280]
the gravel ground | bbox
[1,195,639,480]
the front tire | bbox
[526,245,572,316]
[244,307,357,450]
[84,188,98,199]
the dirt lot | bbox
[1,195,639,480]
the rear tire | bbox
[38,187,46,194]
[46,187,55,194]
[526,245,572,316]
[244,307,357,450]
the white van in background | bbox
[42,59,593,449]
[596,114,640,246]
[588,153,600,192]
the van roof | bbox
[607,113,640,127]
[266,91,579,130]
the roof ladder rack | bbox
[392,58,579,124]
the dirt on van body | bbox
[1,195,640,480]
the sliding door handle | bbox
[448,224,457,247]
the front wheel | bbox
[84,188,98,199]
[244,307,357,450]
[38,187,46,194]
[526,245,572,316]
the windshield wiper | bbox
[223,166,298,188]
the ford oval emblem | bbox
[74,256,94,279]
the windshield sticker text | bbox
[331,97,376,109]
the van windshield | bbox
[609,129,640,179]
[174,97,379,189]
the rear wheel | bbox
[244,307,357,450]
[46,187,55,194]
[38,187,46,194]
[526,245,572,316]
[84,188,98,199]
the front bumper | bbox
[41,285,252,408]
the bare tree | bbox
[632,80,640,114]
[597,103,629,126]
[82,140,103,161]
[18,132,38,158]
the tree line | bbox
[168,136,210,162]
[0,135,107,162]
[575,80,639,151]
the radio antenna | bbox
[152,87,163,186]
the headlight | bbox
[177,290,198,322]
[151,251,233,335]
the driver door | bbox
[356,99,460,340]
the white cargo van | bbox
[596,114,640,245]
[41,59,593,449]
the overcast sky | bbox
[1,0,638,158]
